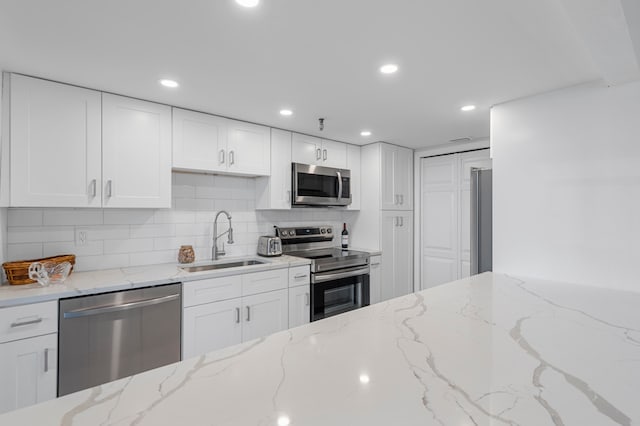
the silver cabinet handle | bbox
[294,274,308,279]
[11,317,43,328]
[400,194,404,205]
[89,179,97,197]
[44,348,50,373]
[394,194,399,205]
[106,180,113,198]
[63,294,179,319]
[219,149,225,164]
[229,150,235,165]
[235,307,240,324]
[305,292,310,306]
[316,148,321,160]
[246,306,251,322]
[287,190,291,202]
[400,217,404,227]
[394,217,398,227]
[323,149,327,161]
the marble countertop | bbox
[2,272,639,425]
[0,255,311,308]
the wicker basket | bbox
[3,254,76,285]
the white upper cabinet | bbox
[172,108,228,173]
[226,120,270,176]
[172,108,270,176]
[380,144,413,210]
[291,133,347,168]
[346,144,361,210]
[255,128,292,210]
[9,74,102,207]
[102,94,172,208]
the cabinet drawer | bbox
[242,268,288,297]
[0,301,58,344]
[183,275,242,308]
[289,265,310,288]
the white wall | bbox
[6,173,357,272]
[492,80,640,291]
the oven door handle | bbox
[312,266,369,284]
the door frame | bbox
[413,139,490,291]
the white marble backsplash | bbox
[6,173,358,272]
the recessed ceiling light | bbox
[279,109,293,116]
[461,105,476,112]
[277,416,290,426]
[380,64,399,74]
[359,374,371,384]
[360,130,372,137]
[236,0,259,7]
[159,79,179,88]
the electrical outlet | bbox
[75,229,88,246]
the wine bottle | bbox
[341,223,349,250]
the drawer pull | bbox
[294,274,308,279]
[11,317,43,328]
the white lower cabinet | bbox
[0,333,57,414]
[381,211,413,301]
[182,268,290,359]
[369,255,381,305]
[288,285,310,328]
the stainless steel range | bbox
[276,225,370,321]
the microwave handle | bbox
[336,171,342,201]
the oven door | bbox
[292,163,351,206]
[311,266,370,321]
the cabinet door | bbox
[10,74,102,207]
[242,289,288,342]
[395,147,414,210]
[182,298,242,359]
[172,108,228,173]
[321,139,347,169]
[346,144,361,210]
[288,285,310,328]
[380,212,397,302]
[394,211,414,297]
[256,129,291,210]
[291,133,321,165]
[369,255,382,305]
[0,333,57,414]
[102,94,172,208]
[227,120,270,176]
[380,144,398,210]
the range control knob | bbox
[320,229,326,234]
[327,228,332,234]
[281,230,289,237]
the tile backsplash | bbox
[6,173,358,272]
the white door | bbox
[172,108,228,173]
[369,255,382,304]
[291,133,321,165]
[182,298,242,359]
[0,333,57,414]
[10,74,102,207]
[242,289,288,342]
[420,155,458,289]
[102,94,172,208]
[458,151,492,278]
[380,144,398,210]
[320,139,347,168]
[288,285,310,328]
[346,145,361,210]
[394,211,414,297]
[395,147,414,210]
[227,120,270,176]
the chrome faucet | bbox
[212,211,234,260]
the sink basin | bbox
[180,260,266,273]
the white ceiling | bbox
[0,0,620,148]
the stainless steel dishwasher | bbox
[58,283,182,396]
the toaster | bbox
[257,236,283,257]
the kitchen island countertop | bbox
[1,272,639,425]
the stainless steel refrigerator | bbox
[471,168,492,275]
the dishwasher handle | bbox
[63,294,180,319]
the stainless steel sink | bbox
[180,260,266,273]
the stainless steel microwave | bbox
[292,163,351,207]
